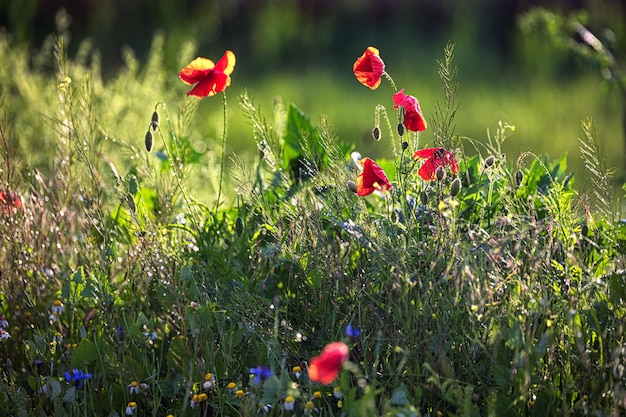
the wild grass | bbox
[0,26,625,417]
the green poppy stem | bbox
[215,91,228,212]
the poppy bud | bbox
[401,141,409,151]
[144,131,153,152]
[235,217,243,236]
[347,181,358,194]
[581,222,588,237]
[420,192,428,205]
[150,111,159,130]
[397,122,404,137]
[450,177,462,197]
[515,170,524,186]
[435,166,445,181]
[372,126,381,141]
[484,155,495,168]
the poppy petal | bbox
[356,158,392,196]
[179,57,215,85]
[413,148,439,160]
[308,342,349,385]
[418,159,438,180]
[353,46,385,90]
[186,72,230,97]
[214,50,236,75]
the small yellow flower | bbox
[284,396,295,411]
[125,402,137,416]
[227,382,237,390]
[128,380,139,395]
[203,373,215,389]
[305,401,315,410]
[313,391,322,399]
[51,300,64,315]
[235,389,245,398]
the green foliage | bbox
[0,24,625,417]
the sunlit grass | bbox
[1,32,625,417]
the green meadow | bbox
[1,3,625,417]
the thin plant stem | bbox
[215,91,228,212]
[383,72,398,94]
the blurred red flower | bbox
[0,189,23,215]
[413,147,459,180]
[356,157,392,196]
[353,46,385,90]
[393,89,427,132]
[308,342,349,385]
[179,50,236,98]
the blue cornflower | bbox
[117,326,125,342]
[64,369,92,389]
[249,366,273,385]
[346,324,361,338]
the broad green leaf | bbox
[71,339,98,368]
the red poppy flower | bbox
[353,46,385,90]
[393,89,427,132]
[413,147,459,181]
[0,189,23,215]
[308,342,349,385]
[179,50,236,98]
[356,157,393,196]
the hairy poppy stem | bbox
[215,92,228,212]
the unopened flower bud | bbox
[420,192,428,205]
[397,123,404,137]
[347,181,358,194]
[484,155,495,168]
[401,141,409,151]
[450,177,462,197]
[235,217,244,236]
[372,126,380,141]
[145,131,153,152]
[150,111,159,130]
[435,166,446,181]
[515,170,524,186]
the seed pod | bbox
[450,177,462,197]
[484,155,495,168]
[235,217,244,236]
[372,126,381,141]
[397,122,404,137]
[144,130,153,152]
[515,170,524,186]
[150,111,159,130]
[435,166,446,181]
[347,181,358,194]
[420,192,428,205]
[401,141,409,151]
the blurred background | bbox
[1,0,625,189]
